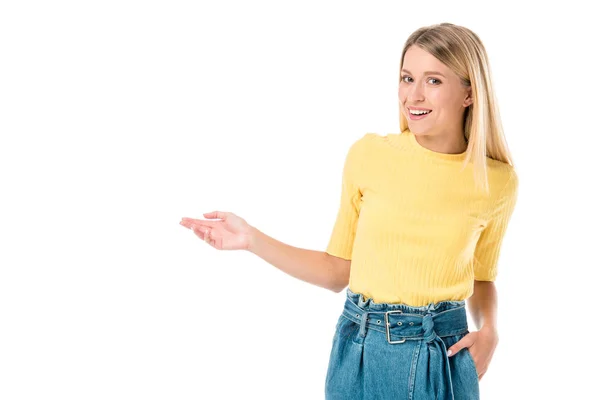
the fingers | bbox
[180,218,218,229]
[180,211,227,228]
[203,211,228,220]
[447,334,475,357]
[204,227,215,246]
[190,224,212,244]
[180,213,225,248]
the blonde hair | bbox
[399,23,514,193]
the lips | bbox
[407,107,432,111]
[407,107,432,120]
[407,107,432,117]
[407,107,432,113]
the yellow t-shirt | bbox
[325,129,519,306]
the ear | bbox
[463,88,473,107]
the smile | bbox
[407,108,432,120]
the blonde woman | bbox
[180,22,518,400]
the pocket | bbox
[336,315,363,346]
[464,347,479,381]
[325,317,365,397]
[447,332,479,385]
[334,314,345,333]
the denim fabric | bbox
[325,288,479,400]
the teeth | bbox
[409,109,431,115]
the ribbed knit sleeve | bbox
[325,137,365,260]
[473,169,519,281]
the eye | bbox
[400,75,441,85]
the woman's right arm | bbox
[246,225,350,293]
[180,212,350,293]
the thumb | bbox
[447,335,473,357]
[204,211,227,220]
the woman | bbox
[180,22,518,400]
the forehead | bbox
[402,45,449,74]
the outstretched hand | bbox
[180,211,253,251]
[446,326,499,381]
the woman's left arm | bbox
[445,280,499,380]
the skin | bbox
[398,45,471,154]
[456,281,499,381]
[399,45,498,381]
[181,44,500,381]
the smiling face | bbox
[398,45,473,137]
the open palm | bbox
[180,211,252,250]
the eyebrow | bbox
[401,69,446,78]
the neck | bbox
[413,128,467,155]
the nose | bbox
[407,82,425,103]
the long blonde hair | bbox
[399,23,514,193]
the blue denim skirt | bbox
[325,288,480,400]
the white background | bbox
[1,1,598,399]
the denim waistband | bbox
[343,288,469,342]
[341,288,470,397]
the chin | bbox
[407,123,424,133]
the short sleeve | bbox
[325,137,365,260]
[473,170,519,281]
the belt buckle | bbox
[385,310,406,344]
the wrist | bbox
[245,226,260,252]
[480,324,498,335]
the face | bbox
[398,45,472,137]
